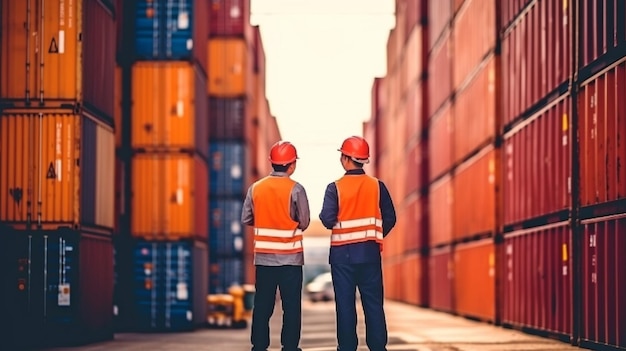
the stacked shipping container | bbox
[0,0,116,347]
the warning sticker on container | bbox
[46,162,57,179]
[58,284,71,306]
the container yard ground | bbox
[47,299,581,351]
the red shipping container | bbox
[428,103,454,181]
[452,0,496,91]
[501,0,571,127]
[405,81,425,145]
[429,245,454,312]
[502,222,572,336]
[452,145,497,241]
[453,238,496,322]
[429,175,454,247]
[401,253,428,306]
[428,0,452,50]
[403,0,425,40]
[581,215,626,349]
[209,0,251,38]
[428,31,453,117]
[498,0,533,32]
[579,0,626,70]
[405,138,426,196]
[384,260,403,301]
[503,95,572,226]
[578,61,626,207]
[403,194,428,251]
[453,55,497,163]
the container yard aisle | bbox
[46,299,580,351]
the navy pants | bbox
[331,262,388,351]
[251,265,303,351]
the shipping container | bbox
[404,81,425,144]
[498,0,533,33]
[428,0,452,50]
[209,97,246,140]
[427,31,453,117]
[429,245,454,312]
[131,61,209,156]
[132,239,208,331]
[383,260,403,301]
[452,0,496,91]
[114,66,123,148]
[114,157,125,235]
[580,214,626,349]
[208,38,251,98]
[578,61,626,207]
[132,0,208,70]
[578,0,626,71]
[502,222,572,337]
[0,111,115,230]
[405,138,426,196]
[403,0,425,40]
[503,95,571,227]
[209,0,251,38]
[429,174,454,247]
[209,141,247,197]
[403,27,424,98]
[1,229,113,348]
[401,252,428,306]
[501,0,571,127]
[453,55,497,163]
[452,145,497,241]
[209,256,244,294]
[403,194,428,251]
[453,238,495,322]
[209,198,245,257]
[131,153,209,241]
[428,103,454,181]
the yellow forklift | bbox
[206,284,255,329]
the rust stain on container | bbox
[454,238,496,322]
[208,38,250,97]
[131,153,208,241]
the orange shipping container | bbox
[131,153,208,241]
[453,238,496,322]
[208,38,250,97]
[401,253,428,306]
[0,111,115,230]
[428,102,454,181]
[131,62,209,155]
[429,174,454,247]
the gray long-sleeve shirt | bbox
[241,171,310,266]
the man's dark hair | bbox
[342,154,364,168]
[272,163,291,172]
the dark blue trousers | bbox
[251,265,303,351]
[331,262,388,351]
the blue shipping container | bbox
[209,199,245,256]
[209,141,247,196]
[135,0,194,60]
[132,240,208,331]
[209,256,244,294]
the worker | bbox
[242,141,311,351]
[319,136,396,351]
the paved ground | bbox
[47,299,583,351]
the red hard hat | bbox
[338,136,370,164]
[269,141,298,165]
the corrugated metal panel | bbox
[209,0,250,37]
[429,246,454,312]
[405,82,424,144]
[428,31,453,117]
[453,55,497,163]
[579,0,626,69]
[133,0,208,70]
[404,27,423,98]
[209,199,245,257]
[428,0,452,49]
[383,260,403,301]
[1,0,81,102]
[132,240,208,331]
[401,253,428,306]
[452,145,497,241]
[502,222,572,336]
[404,195,428,251]
[209,141,247,196]
[208,38,250,98]
[453,238,496,322]
[429,174,454,247]
[501,0,572,127]
[452,0,496,91]
[131,153,209,241]
[0,112,114,230]
[2,229,113,347]
[209,98,246,140]
[405,139,426,196]
[503,95,572,227]
[131,61,209,157]
[403,0,424,38]
[498,0,533,32]
[428,103,454,181]
[114,66,122,148]
[581,215,626,349]
[83,0,116,117]
[578,61,626,207]
[209,256,244,294]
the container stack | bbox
[0,0,117,348]
[113,0,209,332]
[207,0,255,294]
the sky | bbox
[250,0,395,215]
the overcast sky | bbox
[250,0,395,216]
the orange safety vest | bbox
[251,176,303,254]
[331,174,383,246]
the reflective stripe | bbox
[254,228,303,237]
[255,239,303,251]
[333,217,382,229]
[331,230,383,243]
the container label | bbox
[58,284,71,306]
[177,283,189,300]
